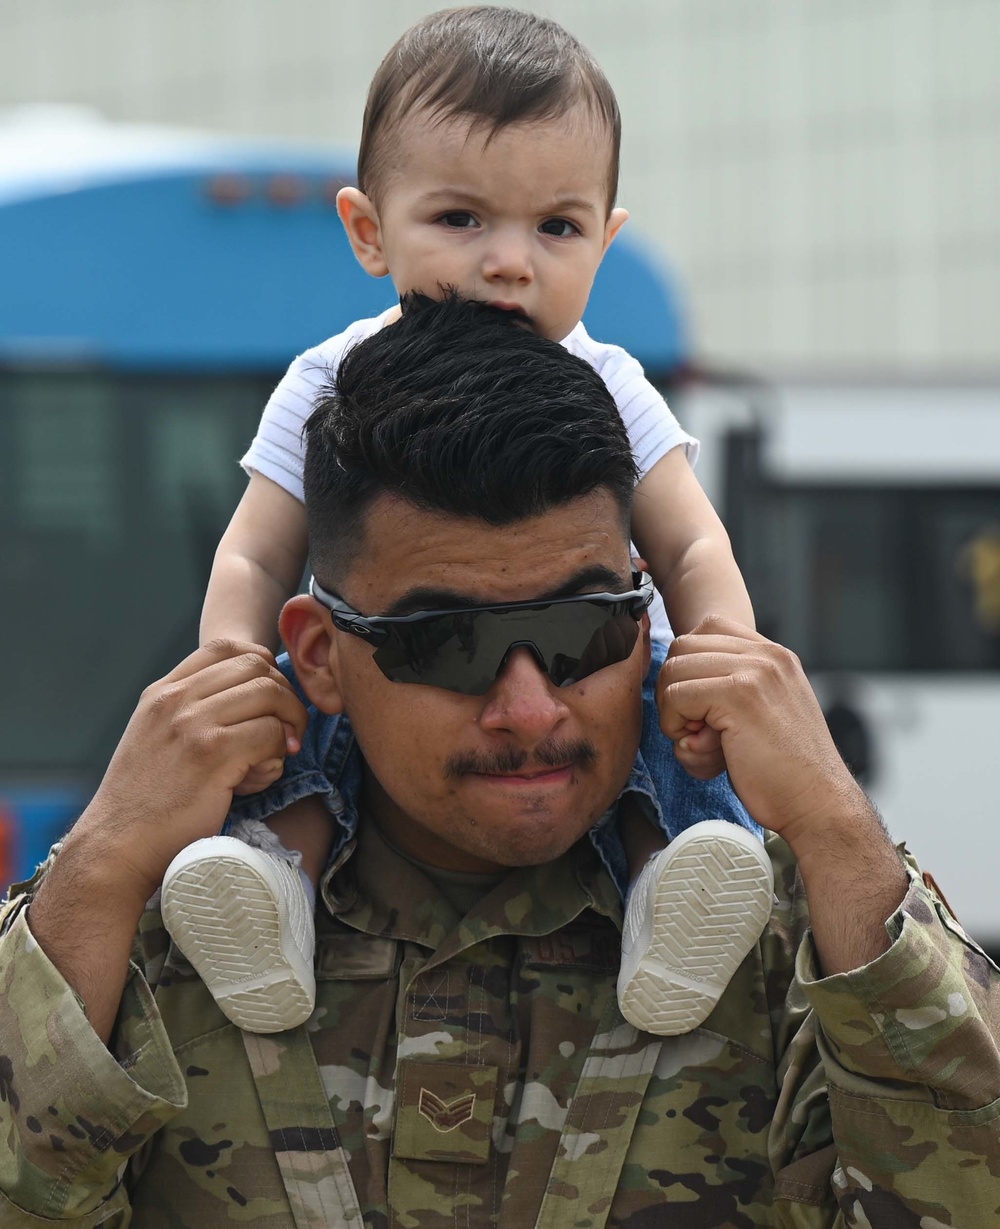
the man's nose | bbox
[479,647,570,740]
[482,228,533,284]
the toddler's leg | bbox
[615,639,775,1035]
[161,797,333,1034]
[267,801,334,890]
[617,800,774,1036]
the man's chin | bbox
[463,808,597,870]
[494,834,587,869]
[453,769,608,865]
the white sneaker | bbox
[161,836,316,1034]
[618,820,774,1036]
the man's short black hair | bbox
[303,293,638,588]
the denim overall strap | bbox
[533,985,662,1229]
[242,1028,365,1229]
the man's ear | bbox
[630,554,653,676]
[336,186,389,278]
[280,595,345,714]
[603,206,629,254]
[640,611,652,678]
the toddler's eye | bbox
[438,211,478,229]
[539,218,580,238]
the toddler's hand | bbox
[671,719,727,780]
[232,723,302,796]
[656,658,726,779]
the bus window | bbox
[741,484,1000,674]
[0,370,272,784]
[921,504,1000,669]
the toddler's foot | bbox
[618,819,774,1036]
[161,836,316,1034]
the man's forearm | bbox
[789,797,908,977]
[28,817,150,1045]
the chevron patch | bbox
[394,1060,499,1164]
[418,1088,477,1132]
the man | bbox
[2,297,997,1228]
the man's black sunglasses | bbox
[309,571,654,696]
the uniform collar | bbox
[322,811,622,962]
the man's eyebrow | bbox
[382,565,632,617]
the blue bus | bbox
[0,110,689,889]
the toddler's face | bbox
[353,105,627,343]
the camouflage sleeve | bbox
[797,850,1000,1225]
[0,898,187,1226]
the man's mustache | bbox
[446,738,597,779]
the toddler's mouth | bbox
[489,301,533,326]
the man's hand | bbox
[86,640,308,900]
[28,642,308,1042]
[656,618,908,975]
[656,619,860,845]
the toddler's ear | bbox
[280,595,345,714]
[337,187,389,278]
[603,207,629,253]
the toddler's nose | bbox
[482,230,533,284]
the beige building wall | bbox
[2,0,997,372]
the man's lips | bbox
[474,764,574,785]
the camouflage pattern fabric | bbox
[1,819,999,1228]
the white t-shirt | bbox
[242,309,698,641]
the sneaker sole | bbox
[618,821,774,1036]
[161,840,316,1034]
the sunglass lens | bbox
[374,612,492,692]
[374,602,639,694]
[547,612,640,686]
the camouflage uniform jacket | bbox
[2,813,1000,1227]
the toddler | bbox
[161,7,774,1038]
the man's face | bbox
[302,490,647,873]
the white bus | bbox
[680,378,1000,952]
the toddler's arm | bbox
[201,472,309,653]
[632,447,754,779]
[632,447,754,635]
[202,473,308,791]
[576,336,751,634]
